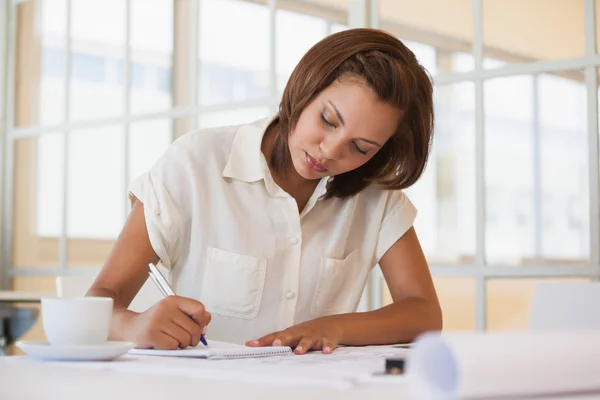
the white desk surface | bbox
[2,356,600,400]
[0,357,412,400]
[0,290,56,302]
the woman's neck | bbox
[261,123,320,209]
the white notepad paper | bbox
[128,340,292,360]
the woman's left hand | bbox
[245,317,344,355]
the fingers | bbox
[147,330,180,350]
[294,336,317,355]
[246,332,280,347]
[173,297,208,326]
[272,331,299,348]
[321,337,337,354]
[172,312,203,347]
[160,321,193,349]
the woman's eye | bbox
[353,142,368,155]
[320,112,336,128]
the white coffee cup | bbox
[41,297,113,346]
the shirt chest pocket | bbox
[200,247,267,319]
[311,249,363,317]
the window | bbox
[5,0,598,335]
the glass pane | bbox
[66,125,125,267]
[70,0,126,121]
[402,40,436,76]
[597,0,600,54]
[484,71,589,266]
[129,119,172,186]
[379,0,473,73]
[14,0,67,127]
[382,277,475,331]
[198,0,269,105]
[484,1,584,65]
[487,278,589,331]
[37,133,66,238]
[12,136,63,268]
[538,72,588,262]
[67,125,125,250]
[40,0,67,126]
[410,82,475,264]
[11,276,57,293]
[198,107,273,129]
[130,0,173,114]
[276,9,328,92]
[330,23,348,34]
[435,278,476,331]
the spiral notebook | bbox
[128,340,292,360]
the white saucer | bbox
[16,340,135,361]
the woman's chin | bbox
[292,160,324,181]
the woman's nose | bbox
[319,136,343,160]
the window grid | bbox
[58,0,72,272]
[0,0,7,291]
[122,0,132,226]
[585,0,600,268]
[2,0,17,290]
[1,0,599,331]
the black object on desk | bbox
[385,358,406,375]
[0,305,39,356]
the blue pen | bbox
[148,263,208,347]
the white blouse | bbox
[129,115,417,344]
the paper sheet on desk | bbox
[128,340,292,359]
[405,331,600,399]
[13,344,410,389]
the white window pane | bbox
[538,73,588,261]
[131,0,173,54]
[331,23,348,33]
[130,0,173,114]
[42,0,67,36]
[451,52,475,73]
[129,119,172,185]
[483,57,508,69]
[40,0,67,126]
[198,107,272,129]
[539,74,586,132]
[70,0,126,121]
[199,0,270,105]
[484,72,589,265]
[484,75,533,121]
[485,76,535,264]
[409,82,476,264]
[402,40,436,76]
[71,0,126,47]
[67,125,125,239]
[276,10,327,92]
[36,133,65,237]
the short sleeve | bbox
[375,190,418,262]
[128,171,184,270]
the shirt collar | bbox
[222,113,330,200]
[222,114,277,183]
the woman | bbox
[87,28,442,355]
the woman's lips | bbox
[305,152,328,173]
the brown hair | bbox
[270,28,434,199]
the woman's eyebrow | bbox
[327,100,383,147]
[358,138,382,148]
[328,100,345,127]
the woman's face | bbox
[288,79,401,181]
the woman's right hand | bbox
[120,296,211,350]
[87,200,210,350]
